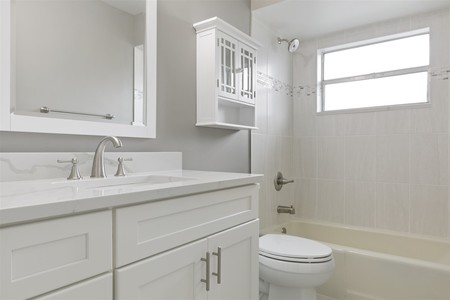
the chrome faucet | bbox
[91,136,123,178]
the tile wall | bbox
[250,17,295,230]
[293,8,450,239]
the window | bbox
[317,28,430,113]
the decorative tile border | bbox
[257,65,449,99]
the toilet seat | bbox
[259,234,333,263]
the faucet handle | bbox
[57,157,82,180]
[115,157,133,177]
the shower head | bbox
[277,37,300,53]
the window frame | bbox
[317,27,431,114]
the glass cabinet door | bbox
[238,43,256,104]
[217,31,238,100]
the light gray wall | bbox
[0,0,252,173]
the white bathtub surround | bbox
[292,8,450,240]
[251,16,295,230]
[263,219,450,300]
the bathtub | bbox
[263,220,450,300]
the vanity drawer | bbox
[0,211,112,300]
[115,184,259,267]
[35,273,113,300]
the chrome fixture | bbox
[115,157,133,177]
[281,227,287,234]
[277,37,300,53]
[201,252,211,291]
[274,171,294,191]
[277,205,296,215]
[91,136,123,178]
[40,106,115,120]
[212,247,222,284]
[57,157,82,180]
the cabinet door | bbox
[115,239,208,300]
[238,43,256,105]
[216,31,239,100]
[207,220,259,300]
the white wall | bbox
[251,16,295,230]
[293,8,450,240]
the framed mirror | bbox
[0,0,156,138]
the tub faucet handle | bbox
[274,171,294,191]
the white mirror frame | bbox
[0,0,156,138]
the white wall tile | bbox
[294,95,316,137]
[295,178,317,219]
[376,109,411,135]
[344,112,376,136]
[345,136,376,181]
[376,183,410,232]
[317,179,345,223]
[318,136,345,180]
[410,185,449,238]
[345,181,376,227]
[376,135,410,183]
[410,133,448,185]
[294,137,317,179]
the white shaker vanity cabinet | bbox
[115,185,260,299]
[0,165,262,300]
[194,17,260,130]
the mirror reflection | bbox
[12,0,145,125]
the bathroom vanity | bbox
[0,152,262,300]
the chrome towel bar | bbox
[40,106,115,120]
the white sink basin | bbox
[52,175,194,190]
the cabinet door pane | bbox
[238,43,256,104]
[115,240,208,300]
[217,31,238,99]
[208,220,259,300]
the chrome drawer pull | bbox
[212,247,222,284]
[201,252,210,291]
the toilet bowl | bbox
[259,234,335,300]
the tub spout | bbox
[277,205,295,214]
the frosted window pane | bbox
[324,34,429,80]
[324,72,428,111]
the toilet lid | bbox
[259,234,332,260]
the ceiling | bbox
[100,0,145,15]
[252,0,450,40]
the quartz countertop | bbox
[0,170,263,226]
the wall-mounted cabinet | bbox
[194,17,260,130]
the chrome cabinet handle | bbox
[201,252,210,291]
[212,247,222,284]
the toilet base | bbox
[266,284,317,300]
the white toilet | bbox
[259,234,335,300]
